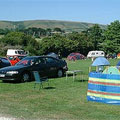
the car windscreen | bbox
[15,58,35,66]
[17,56,26,60]
[0,58,10,64]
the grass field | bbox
[0,59,120,120]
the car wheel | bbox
[57,69,63,77]
[21,72,30,82]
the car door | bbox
[31,57,47,77]
[45,57,58,77]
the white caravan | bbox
[87,51,105,58]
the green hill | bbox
[0,20,106,32]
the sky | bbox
[0,0,120,25]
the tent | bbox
[67,53,85,61]
[90,57,110,73]
[91,57,110,66]
[117,53,120,59]
[117,61,120,66]
[103,66,120,75]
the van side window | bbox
[15,51,17,54]
[92,53,95,55]
[96,53,98,54]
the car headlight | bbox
[6,71,19,74]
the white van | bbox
[87,51,105,58]
[6,49,29,65]
[7,49,28,57]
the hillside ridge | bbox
[0,20,106,32]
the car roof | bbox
[24,56,57,59]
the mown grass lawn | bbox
[0,59,120,120]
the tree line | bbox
[0,20,120,57]
[0,27,64,37]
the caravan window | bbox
[92,53,95,55]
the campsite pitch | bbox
[0,59,120,120]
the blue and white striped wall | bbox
[87,72,120,105]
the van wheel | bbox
[57,69,63,77]
[21,72,30,82]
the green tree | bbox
[67,32,93,55]
[46,28,52,36]
[23,27,47,38]
[53,27,65,34]
[102,20,120,54]
[1,32,25,45]
[0,28,11,35]
[0,31,39,55]
[39,34,77,57]
[86,24,103,50]
[54,28,62,32]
